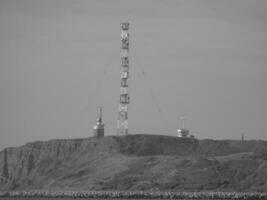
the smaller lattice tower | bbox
[117,22,130,135]
[93,107,104,137]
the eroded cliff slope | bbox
[0,134,266,191]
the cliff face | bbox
[0,134,266,192]
[0,136,120,190]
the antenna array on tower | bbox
[117,22,130,135]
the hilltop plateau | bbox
[0,134,267,192]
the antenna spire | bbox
[180,117,186,129]
[98,107,102,123]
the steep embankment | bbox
[0,134,266,192]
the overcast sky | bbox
[0,0,267,149]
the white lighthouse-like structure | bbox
[93,107,104,137]
[117,22,130,135]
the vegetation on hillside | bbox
[0,135,266,192]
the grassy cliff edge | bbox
[0,134,266,192]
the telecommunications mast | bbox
[117,22,130,135]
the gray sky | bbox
[0,0,267,149]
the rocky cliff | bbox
[0,134,266,192]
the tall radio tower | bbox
[117,22,130,135]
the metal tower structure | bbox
[117,22,130,135]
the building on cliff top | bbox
[177,128,195,138]
[177,117,195,138]
[93,107,104,138]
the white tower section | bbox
[93,107,104,137]
[117,22,130,135]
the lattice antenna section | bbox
[117,22,130,135]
